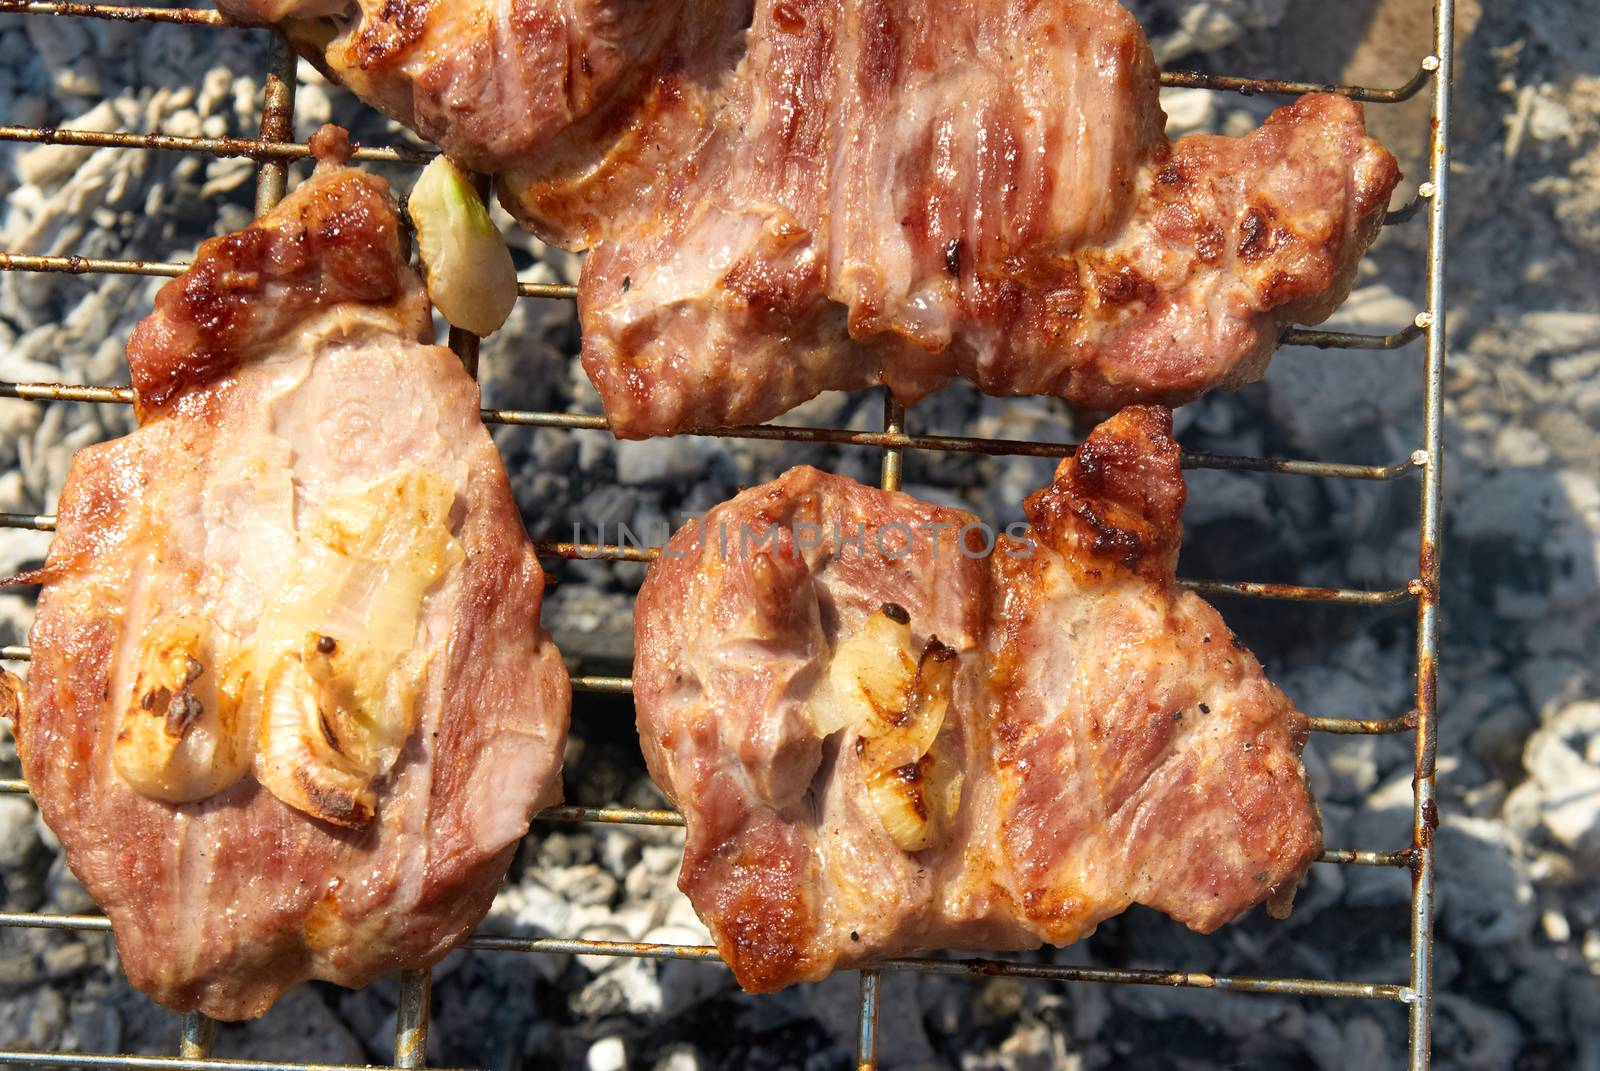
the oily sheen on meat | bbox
[214,0,1400,437]
[633,407,1320,991]
[7,128,570,1019]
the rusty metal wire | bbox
[177,1016,215,1063]
[0,1058,478,1071]
[0,774,1416,864]
[0,634,1406,734]
[0,507,1423,603]
[1159,56,1440,103]
[0,0,227,23]
[0,380,1429,479]
[1407,7,1454,1065]
[0,3,1454,1069]
[0,0,1443,99]
[0,913,1417,1005]
[0,246,1422,348]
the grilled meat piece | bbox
[633,406,1319,990]
[218,0,1399,437]
[9,127,571,1019]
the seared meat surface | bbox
[217,0,1399,437]
[633,407,1319,991]
[10,128,570,1019]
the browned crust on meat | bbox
[19,372,567,1017]
[219,1,1403,434]
[306,124,355,166]
[692,820,822,992]
[1259,95,1400,321]
[125,127,428,419]
[1023,405,1184,580]
[636,464,986,986]
[15,432,150,590]
[0,667,23,744]
[571,18,1400,434]
[350,0,432,69]
[426,450,572,828]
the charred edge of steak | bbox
[1022,406,1185,575]
[1065,500,1146,570]
[350,0,430,70]
[126,146,413,417]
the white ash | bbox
[2,2,1600,1069]
[1126,0,1290,63]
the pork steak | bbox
[215,0,1400,437]
[8,128,570,1019]
[633,406,1320,990]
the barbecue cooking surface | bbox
[0,1,1455,1067]
[217,0,1400,438]
[634,407,1319,991]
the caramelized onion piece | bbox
[250,465,461,826]
[806,603,918,737]
[112,619,252,803]
[861,638,956,765]
[805,602,965,852]
[859,640,961,852]
[255,655,375,829]
[109,468,457,823]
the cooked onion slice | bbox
[408,155,517,336]
[250,465,461,826]
[255,656,375,829]
[113,619,252,803]
[106,467,457,822]
[862,739,963,854]
[859,639,961,851]
[805,602,964,852]
[806,603,918,737]
[860,637,956,767]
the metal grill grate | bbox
[0,1,1454,1067]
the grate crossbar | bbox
[0,378,1429,479]
[0,512,1423,603]
[0,249,1425,349]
